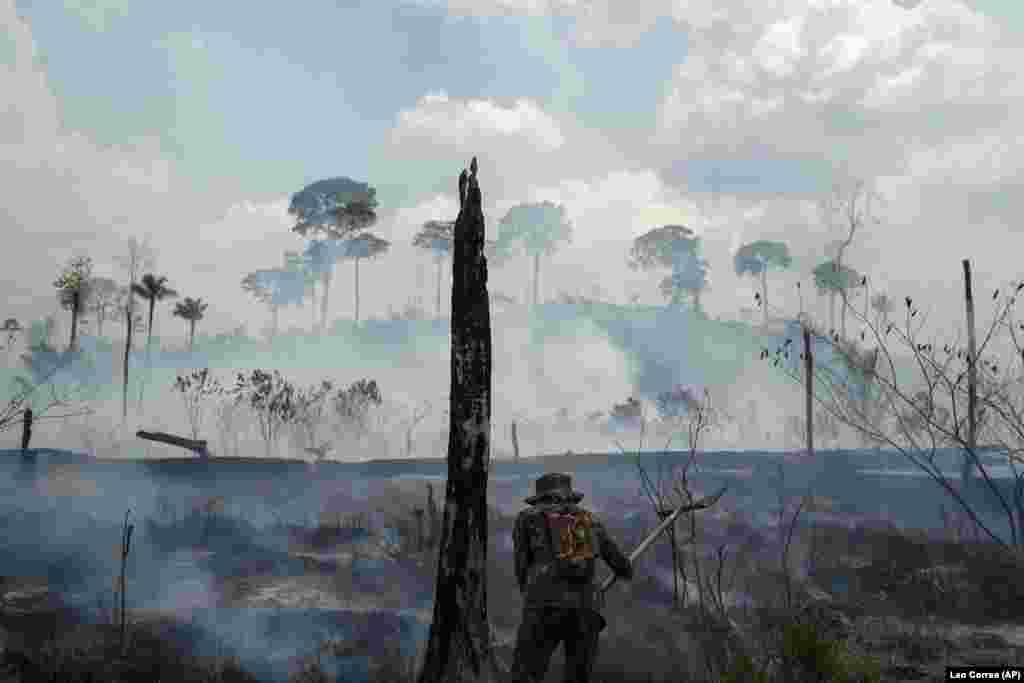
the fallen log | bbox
[136,430,210,458]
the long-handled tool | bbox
[593,485,728,620]
[598,485,728,598]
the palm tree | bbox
[132,274,178,352]
[131,273,177,406]
[173,297,208,351]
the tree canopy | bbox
[342,233,391,261]
[288,177,378,239]
[494,201,572,257]
[173,297,208,322]
[733,240,793,277]
[813,259,862,295]
[628,225,697,271]
[413,220,454,257]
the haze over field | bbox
[2,0,1022,458]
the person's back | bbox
[510,473,632,683]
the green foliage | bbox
[288,177,378,239]
[628,225,696,271]
[173,297,208,323]
[813,260,862,295]
[779,622,881,683]
[720,652,770,683]
[495,201,572,257]
[412,220,454,256]
[734,240,793,276]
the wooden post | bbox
[804,326,814,458]
[20,407,32,453]
[119,510,134,658]
[426,482,437,548]
[511,420,520,461]
[963,259,978,485]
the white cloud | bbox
[392,90,565,152]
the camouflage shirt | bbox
[513,498,632,609]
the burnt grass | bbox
[2,482,1024,682]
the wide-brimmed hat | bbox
[525,472,583,505]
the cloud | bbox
[651,0,1022,185]
[391,90,566,152]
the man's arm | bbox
[594,518,633,580]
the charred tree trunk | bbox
[804,326,814,458]
[20,408,32,452]
[122,296,133,421]
[417,159,504,683]
[68,292,80,352]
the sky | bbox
[2,0,1024,345]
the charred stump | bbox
[417,157,504,683]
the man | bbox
[510,472,633,683]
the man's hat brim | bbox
[525,491,584,505]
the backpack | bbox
[544,507,597,582]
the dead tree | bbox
[510,420,520,460]
[963,258,978,485]
[417,156,505,683]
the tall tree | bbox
[173,297,208,351]
[303,239,347,334]
[341,233,391,324]
[131,274,178,353]
[288,177,381,328]
[285,250,319,332]
[131,273,177,408]
[819,177,882,341]
[53,256,94,352]
[86,276,120,338]
[413,220,454,318]
[629,224,709,311]
[813,260,862,334]
[734,240,793,324]
[113,236,155,421]
[242,268,304,340]
[495,201,572,307]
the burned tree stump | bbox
[417,157,504,683]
